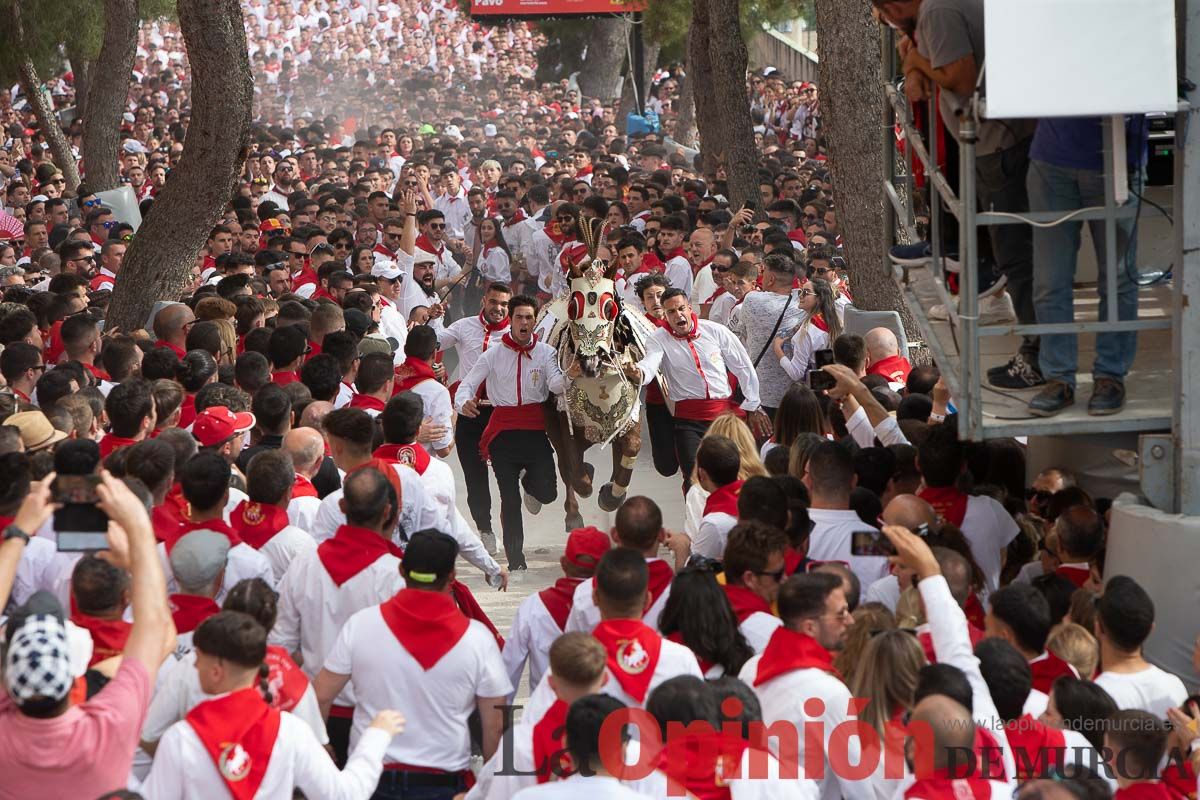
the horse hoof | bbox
[574,463,595,498]
[565,512,585,531]
[598,483,625,512]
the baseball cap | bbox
[358,334,397,357]
[192,405,256,448]
[5,410,68,452]
[4,591,91,710]
[343,308,372,339]
[412,249,436,266]
[169,529,230,589]
[371,258,403,281]
[402,530,459,585]
[565,526,610,571]
[483,124,497,138]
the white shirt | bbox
[288,492,322,533]
[324,602,512,769]
[1094,665,1189,718]
[526,228,564,296]
[778,321,831,382]
[378,297,410,351]
[312,462,443,542]
[502,590,566,698]
[478,244,512,284]
[434,190,473,239]
[684,484,708,540]
[709,292,739,328]
[270,542,404,708]
[406,377,454,453]
[631,748,820,800]
[959,495,1020,593]
[662,253,693,298]
[690,264,717,307]
[863,574,901,612]
[158,539,275,601]
[513,773,653,800]
[255,523,318,584]
[438,314,510,384]
[142,649,327,746]
[693,510,738,561]
[740,611,784,654]
[467,719,539,800]
[805,508,890,587]
[141,705,390,800]
[565,557,673,634]
[334,380,354,409]
[635,320,762,411]
[454,338,565,411]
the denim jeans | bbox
[1027,159,1140,387]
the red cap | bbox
[193,406,255,448]
[565,526,610,571]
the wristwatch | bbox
[3,523,30,544]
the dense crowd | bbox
[0,0,1186,800]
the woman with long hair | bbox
[684,413,769,540]
[787,431,827,483]
[657,566,755,678]
[774,277,844,382]
[764,383,828,460]
[475,217,512,286]
[351,245,375,275]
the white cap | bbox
[371,259,403,280]
[483,123,497,138]
[122,139,148,154]
[444,124,463,141]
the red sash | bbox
[905,769,995,800]
[70,613,132,666]
[919,486,969,528]
[317,524,403,587]
[479,403,544,462]
[723,584,772,625]
[264,645,310,714]
[349,393,386,412]
[657,732,752,800]
[379,588,470,670]
[374,443,431,475]
[867,354,912,384]
[1029,651,1079,695]
[186,687,281,800]
[451,580,505,650]
[647,559,674,612]
[675,399,739,422]
[646,378,665,405]
[592,618,662,702]
[538,576,584,631]
[230,501,290,550]
[1055,564,1091,588]
[531,699,573,784]
[292,474,318,498]
[753,627,840,686]
[1003,715,1067,780]
[99,434,138,460]
[271,370,300,386]
[703,481,743,518]
[170,593,221,634]
[394,356,438,393]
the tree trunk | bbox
[107,0,253,333]
[687,1,721,175]
[673,70,698,148]
[576,17,627,102]
[618,39,660,120]
[10,3,80,193]
[704,0,758,210]
[81,0,139,191]
[814,0,917,338]
[69,53,92,127]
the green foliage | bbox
[643,0,804,60]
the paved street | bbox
[449,420,686,701]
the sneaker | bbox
[479,530,498,556]
[1028,380,1075,417]
[979,291,1017,325]
[988,352,1045,389]
[929,300,953,321]
[890,241,933,266]
[523,493,542,514]
[1088,377,1126,416]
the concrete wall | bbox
[749,28,819,83]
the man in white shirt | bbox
[393,326,453,456]
[1093,576,1188,718]
[627,288,769,487]
[284,427,325,531]
[315,531,512,796]
[454,294,565,571]
[370,259,412,351]
[434,166,472,240]
[721,523,786,653]
[271,467,407,765]
[802,440,890,587]
[689,436,743,561]
[228,449,316,582]
[653,213,695,297]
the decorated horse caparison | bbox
[536,220,659,530]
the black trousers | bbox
[455,407,493,532]
[327,715,351,768]
[489,429,557,568]
[646,401,678,477]
[672,418,712,490]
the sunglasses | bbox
[427,222,446,230]
[754,567,787,582]
[288,250,307,258]
[1026,488,1052,503]
[82,198,101,209]
[102,220,118,230]
[121,234,134,242]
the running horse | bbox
[536,221,658,529]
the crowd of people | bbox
[0,0,1188,799]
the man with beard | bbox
[411,209,462,291]
[263,157,298,209]
[526,201,577,299]
[402,253,447,335]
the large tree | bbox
[80,0,140,191]
[576,17,628,102]
[701,0,760,210]
[106,0,253,333]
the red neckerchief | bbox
[668,312,702,342]
[592,618,663,702]
[292,473,318,498]
[230,500,290,550]
[703,480,743,518]
[85,362,110,382]
[633,250,664,276]
[163,518,242,553]
[704,286,727,304]
[317,524,403,587]
[348,393,386,412]
[538,576,584,631]
[479,311,508,337]
[1163,759,1199,800]
[374,442,430,475]
[1003,715,1066,780]
[722,584,772,625]
[657,246,686,263]
[575,164,594,178]
[918,623,986,664]
[451,580,505,649]
[965,592,986,630]
[503,332,537,404]
[415,233,445,257]
[691,256,713,278]
[558,241,589,274]
[647,559,674,611]
[502,209,527,228]
[867,354,912,384]
[179,394,197,429]
[155,339,186,359]
[379,588,470,670]
[1114,784,1188,800]
[809,312,829,332]
[543,225,571,246]
[307,339,324,360]
[784,547,807,577]
[186,687,281,800]
[918,486,969,528]
[1029,651,1078,695]
[394,356,438,392]
[264,645,309,714]
[657,731,752,800]
[905,767,996,800]
[291,266,318,287]
[753,627,840,686]
[169,593,221,634]
[271,370,300,386]
[99,434,138,460]
[69,612,131,666]
[1055,564,1091,588]
[532,699,574,783]
[665,630,716,675]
